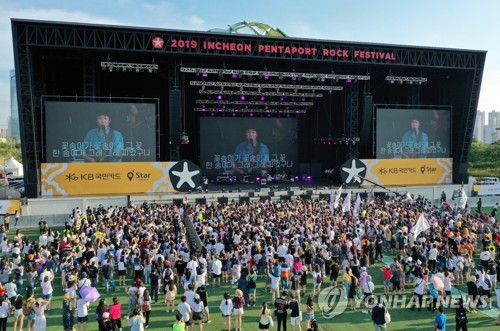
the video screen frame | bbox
[43,98,159,163]
[375,104,452,159]
[200,117,299,177]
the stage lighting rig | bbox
[181,67,370,82]
[101,61,159,73]
[385,76,427,85]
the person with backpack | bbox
[274,291,289,331]
[312,264,323,296]
[371,296,389,331]
[247,269,258,307]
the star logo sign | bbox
[169,159,202,192]
[340,158,366,185]
[152,36,164,49]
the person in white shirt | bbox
[428,244,438,272]
[41,276,54,310]
[211,257,223,288]
[410,276,426,311]
[177,296,192,330]
[5,279,17,302]
[79,272,91,288]
[443,271,454,307]
[219,292,233,331]
[76,295,90,329]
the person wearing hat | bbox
[62,292,75,331]
[191,293,205,331]
[455,298,468,331]
[33,297,50,331]
[82,112,124,162]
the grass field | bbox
[4,226,498,331]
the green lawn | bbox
[5,226,498,331]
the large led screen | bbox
[200,118,298,176]
[376,107,451,159]
[45,101,157,162]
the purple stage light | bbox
[291,76,297,81]
[320,77,325,82]
[264,75,269,80]
[231,74,238,78]
[261,96,265,101]
[256,177,261,182]
[218,108,223,112]
[295,110,300,113]
[201,73,208,77]
[249,113,254,117]
[267,113,271,117]
[294,176,299,181]
[210,112,215,116]
[265,109,270,113]
[232,113,236,117]
[346,79,352,83]
[234,109,239,112]
[280,97,284,101]
[217,95,222,100]
[240,95,246,101]
[300,97,305,102]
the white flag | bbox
[411,213,430,238]
[459,188,468,210]
[333,185,343,209]
[329,191,334,213]
[365,188,375,206]
[353,193,361,218]
[404,192,413,203]
[342,191,351,214]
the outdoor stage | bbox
[11,19,485,199]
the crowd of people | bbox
[0,192,498,331]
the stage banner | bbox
[41,162,178,196]
[473,184,500,196]
[0,200,21,214]
[360,158,453,186]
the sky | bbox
[1,0,500,129]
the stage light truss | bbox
[190,81,343,91]
[198,90,324,98]
[385,75,427,85]
[194,107,307,114]
[100,61,159,73]
[196,99,314,107]
[181,67,370,81]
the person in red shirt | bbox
[380,265,392,294]
[109,297,122,331]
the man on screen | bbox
[232,128,270,174]
[82,113,124,162]
[401,118,429,158]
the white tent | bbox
[2,157,23,176]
